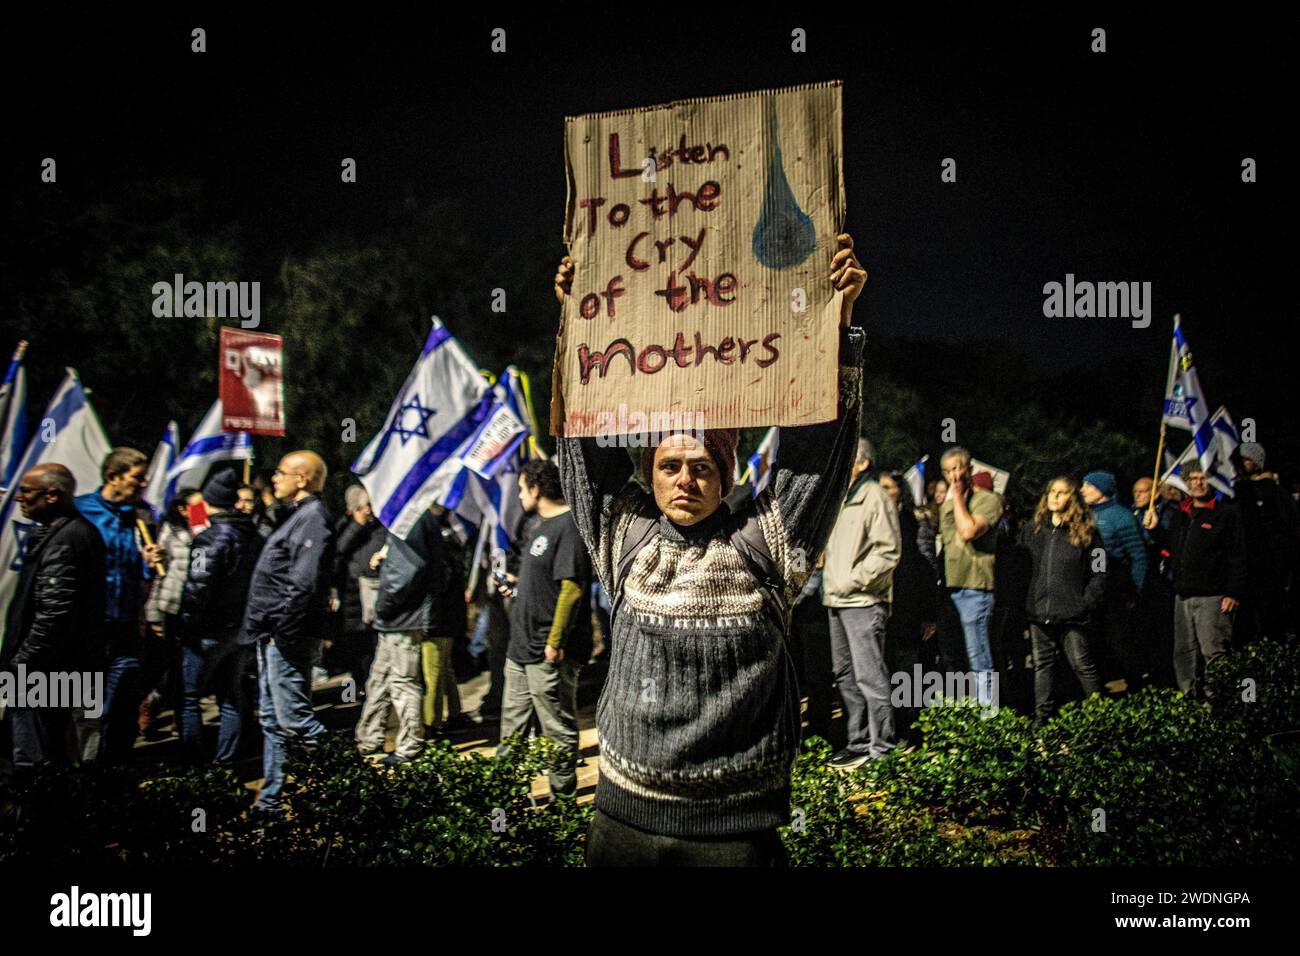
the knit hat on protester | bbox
[203,468,241,509]
[640,428,740,496]
[1082,470,1117,499]
[1239,442,1266,469]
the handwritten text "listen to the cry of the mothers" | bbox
[573,132,782,386]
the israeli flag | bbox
[0,341,29,493]
[353,318,525,540]
[745,427,780,497]
[1162,406,1239,497]
[1162,314,1215,470]
[447,367,534,559]
[143,420,181,520]
[0,368,111,650]
[163,400,252,507]
[903,454,928,505]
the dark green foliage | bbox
[2,642,1295,866]
[783,639,1300,866]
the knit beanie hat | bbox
[203,468,241,509]
[1239,442,1266,469]
[641,428,740,496]
[970,471,994,492]
[1082,470,1117,499]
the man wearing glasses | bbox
[241,451,335,814]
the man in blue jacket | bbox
[1082,470,1149,692]
[75,447,162,763]
[241,450,335,814]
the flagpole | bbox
[1147,422,1166,519]
[244,447,251,485]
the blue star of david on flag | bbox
[389,394,437,445]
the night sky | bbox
[3,9,1292,453]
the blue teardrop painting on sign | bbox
[752,98,817,270]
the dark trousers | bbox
[886,610,925,745]
[586,809,788,867]
[1236,575,1291,645]
[1137,575,1177,688]
[1030,622,1101,723]
[9,707,75,769]
[1101,597,1146,691]
[140,613,184,722]
[790,597,833,743]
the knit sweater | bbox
[557,326,864,837]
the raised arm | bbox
[755,324,865,592]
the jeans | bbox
[180,637,251,764]
[10,707,74,769]
[1173,595,1233,701]
[1029,623,1101,723]
[497,658,580,795]
[586,809,788,867]
[827,603,895,758]
[948,588,996,705]
[101,653,141,764]
[255,637,327,811]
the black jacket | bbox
[1232,476,1300,579]
[1153,499,1249,599]
[240,495,335,647]
[1,513,106,671]
[1020,520,1107,626]
[182,510,264,641]
[374,510,466,637]
[332,517,386,632]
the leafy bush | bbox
[0,734,590,867]
[3,640,1295,866]
[783,639,1300,866]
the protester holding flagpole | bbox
[75,447,163,763]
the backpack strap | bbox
[609,510,660,626]
[726,511,791,636]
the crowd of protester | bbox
[2,236,1297,865]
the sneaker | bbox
[829,748,871,770]
[358,744,385,757]
[377,752,411,767]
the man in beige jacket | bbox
[822,438,902,768]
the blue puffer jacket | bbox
[1091,498,1149,596]
[182,510,265,640]
[240,494,334,648]
[75,491,152,623]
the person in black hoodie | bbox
[1020,476,1107,724]
[1,464,106,769]
[1143,466,1247,701]
[179,469,264,764]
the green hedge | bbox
[784,638,1300,865]
[2,640,1296,866]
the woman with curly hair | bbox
[1019,476,1107,723]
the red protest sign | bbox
[219,327,285,436]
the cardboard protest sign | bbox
[219,327,284,436]
[551,81,845,437]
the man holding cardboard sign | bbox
[556,229,863,864]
